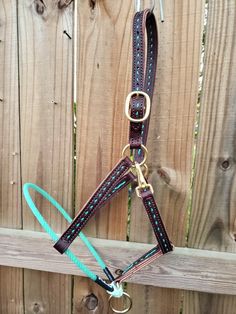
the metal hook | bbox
[135,0,141,12]
[135,0,165,22]
[158,0,165,22]
[151,0,165,22]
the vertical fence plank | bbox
[183,0,236,313]
[19,1,74,313]
[74,0,133,312]
[129,1,204,313]
[0,0,23,313]
[76,0,132,239]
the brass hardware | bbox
[142,163,149,178]
[134,162,154,197]
[108,292,132,313]
[125,91,151,123]
[122,144,148,167]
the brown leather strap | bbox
[115,245,163,284]
[114,186,173,284]
[141,188,172,253]
[54,157,135,254]
[113,9,172,283]
[129,9,158,162]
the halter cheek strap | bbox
[54,156,135,254]
[114,181,173,284]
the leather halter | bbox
[24,9,174,308]
[54,8,173,286]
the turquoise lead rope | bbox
[23,183,122,296]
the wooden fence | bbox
[0,0,236,313]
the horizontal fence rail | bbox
[0,228,236,295]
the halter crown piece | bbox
[23,5,173,314]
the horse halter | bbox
[23,7,173,314]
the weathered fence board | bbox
[0,0,236,313]
[18,0,73,313]
[0,0,23,313]
[1,228,236,295]
[76,0,132,239]
[75,1,133,312]
[183,0,236,313]
[129,1,204,313]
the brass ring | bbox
[122,144,148,167]
[108,292,132,313]
[125,91,151,123]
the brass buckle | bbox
[125,91,151,123]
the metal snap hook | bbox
[108,292,133,313]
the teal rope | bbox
[23,183,107,281]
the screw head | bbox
[115,269,123,276]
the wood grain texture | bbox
[0,0,23,312]
[129,1,204,313]
[74,1,133,312]
[76,0,132,239]
[183,0,236,313]
[0,0,21,228]
[1,228,236,295]
[184,291,236,314]
[19,0,73,313]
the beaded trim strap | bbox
[129,10,158,163]
[115,245,163,284]
[54,157,135,254]
[114,188,173,284]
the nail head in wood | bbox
[63,30,72,39]
[115,269,123,276]
[31,301,44,313]
[220,159,232,171]
[33,303,40,313]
